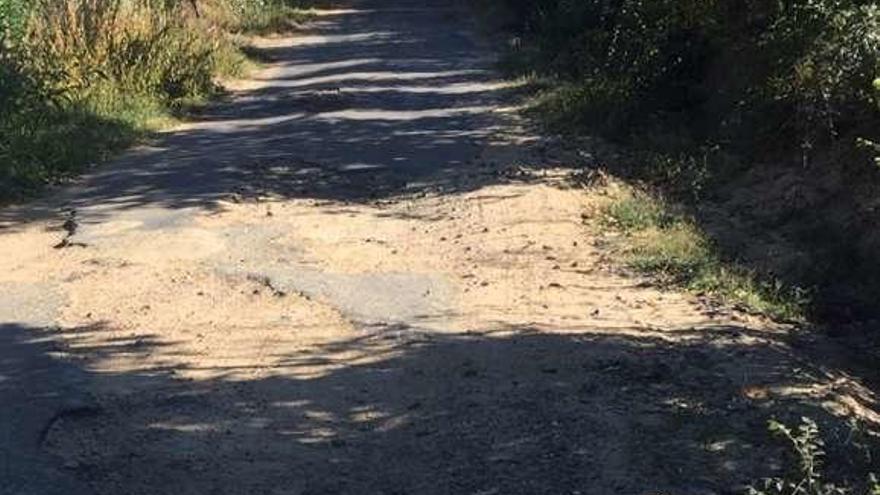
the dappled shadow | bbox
[0,323,94,495]
[5,320,878,494]
[0,0,542,229]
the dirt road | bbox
[1,1,878,494]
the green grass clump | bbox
[0,0,30,41]
[604,190,675,231]
[603,188,807,321]
[0,105,143,199]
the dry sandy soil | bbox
[1,1,879,494]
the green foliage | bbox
[604,190,674,231]
[501,0,880,159]
[870,475,880,495]
[0,100,147,200]
[856,137,880,168]
[749,418,844,495]
[0,0,31,43]
[749,418,880,495]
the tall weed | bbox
[0,0,290,199]
[21,0,237,104]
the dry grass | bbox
[0,0,305,199]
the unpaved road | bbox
[2,1,879,494]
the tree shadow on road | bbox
[6,321,879,494]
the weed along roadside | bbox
[2,1,880,494]
[0,0,313,202]
[597,183,809,322]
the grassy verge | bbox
[600,185,808,321]
[0,97,164,200]
[0,0,312,204]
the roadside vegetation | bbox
[0,0,310,201]
[601,185,808,321]
[486,0,880,321]
[750,418,879,495]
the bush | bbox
[501,0,880,158]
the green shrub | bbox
[750,418,880,495]
[501,0,880,158]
